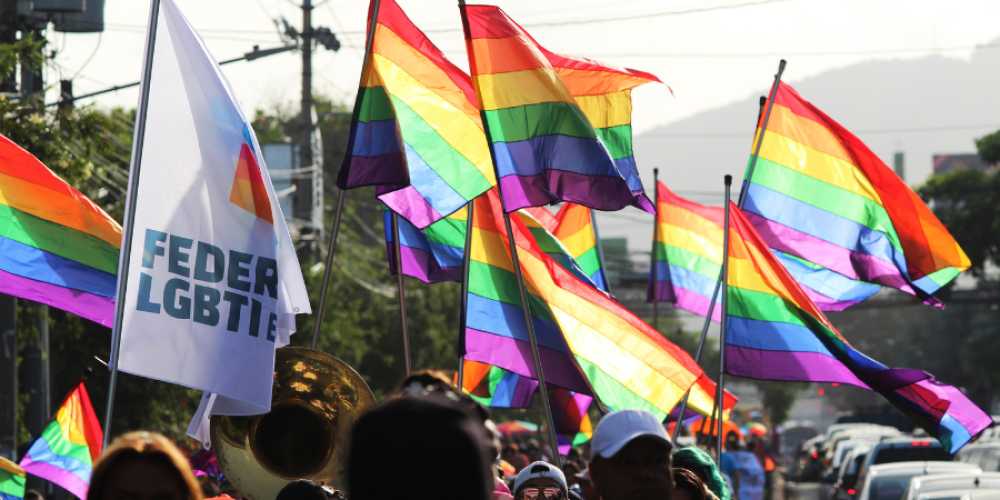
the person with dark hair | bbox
[197,476,220,499]
[348,392,495,500]
[525,440,542,464]
[275,480,328,500]
[673,447,729,500]
[673,468,708,500]
[588,409,673,500]
[513,462,567,500]
[88,431,202,500]
[573,470,599,500]
[24,490,43,500]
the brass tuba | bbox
[210,347,375,500]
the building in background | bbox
[933,153,998,175]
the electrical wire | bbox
[641,123,1000,139]
[583,43,1000,59]
[69,33,102,81]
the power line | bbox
[583,43,1000,59]
[641,123,1000,139]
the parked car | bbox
[901,472,1000,500]
[855,438,955,493]
[856,462,982,500]
[831,443,874,500]
[823,439,882,500]
[955,443,1000,472]
[917,489,1000,500]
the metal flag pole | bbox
[737,59,786,207]
[457,200,476,386]
[457,0,561,465]
[716,174,733,467]
[671,94,769,443]
[391,212,411,374]
[651,168,659,330]
[310,0,382,350]
[590,208,611,295]
[104,0,162,450]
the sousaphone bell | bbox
[211,347,376,500]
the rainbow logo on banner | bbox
[229,127,273,225]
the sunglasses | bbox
[520,487,563,500]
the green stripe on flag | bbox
[41,420,93,466]
[658,244,722,279]
[482,102,598,143]
[595,125,633,160]
[352,86,395,123]
[0,204,119,275]
[574,247,602,277]
[469,261,556,324]
[574,356,667,421]
[423,215,466,249]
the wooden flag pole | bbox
[457,200,475,385]
[458,0,561,465]
[311,0,382,350]
[716,174,733,466]
[104,0,162,450]
[391,212,411,374]
[738,59,786,207]
[651,168,659,330]
[590,208,611,295]
[672,95,768,443]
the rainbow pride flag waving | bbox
[0,457,25,500]
[0,133,121,327]
[743,82,969,309]
[460,5,648,214]
[19,382,103,500]
[551,204,610,293]
[723,202,990,452]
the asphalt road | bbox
[787,482,821,500]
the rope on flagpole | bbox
[104,0,163,451]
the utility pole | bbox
[297,0,316,258]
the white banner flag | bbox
[117,0,310,414]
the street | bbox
[787,482,821,500]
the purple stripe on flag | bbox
[0,269,114,327]
[336,153,408,190]
[510,378,538,408]
[497,170,637,213]
[393,244,461,284]
[379,186,445,229]
[746,213,913,291]
[646,280,678,303]
[18,457,88,500]
[465,329,592,394]
[801,285,861,312]
[675,288,722,323]
[725,345,868,388]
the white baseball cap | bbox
[513,461,567,496]
[591,409,672,459]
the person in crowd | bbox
[720,438,740,499]
[197,476,220,499]
[24,490,43,500]
[513,462,567,500]
[573,470,599,500]
[587,409,673,500]
[218,479,241,500]
[673,446,730,500]
[673,468,709,500]
[525,440,542,464]
[275,480,329,500]
[88,431,202,500]
[348,392,495,500]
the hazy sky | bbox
[49,0,1000,137]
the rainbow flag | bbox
[743,82,969,309]
[647,182,724,322]
[19,382,103,499]
[542,47,661,213]
[0,134,121,327]
[0,458,24,500]
[458,359,592,454]
[723,202,990,452]
[552,203,609,293]
[466,189,704,419]
[384,205,466,283]
[673,373,739,422]
[461,6,646,214]
[343,0,494,227]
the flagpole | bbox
[391,212,411,374]
[672,93,768,443]
[651,168,659,330]
[737,59,786,207]
[103,0,162,450]
[457,200,475,386]
[311,0,382,350]
[589,208,611,295]
[458,0,561,465]
[716,174,733,467]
